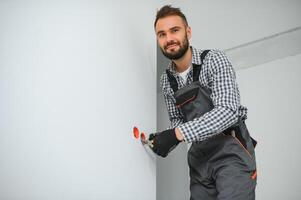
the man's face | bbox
[155,15,191,60]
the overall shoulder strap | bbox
[193,50,210,82]
[166,50,210,93]
[166,69,178,93]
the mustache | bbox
[164,41,180,50]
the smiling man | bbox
[149,5,257,200]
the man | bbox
[149,5,257,200]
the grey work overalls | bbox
[166,50,257,200]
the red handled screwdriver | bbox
[133,126,154,148]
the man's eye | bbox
[172,29,179,33]
[158,33,165,38]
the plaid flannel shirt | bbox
[160,47,247,143]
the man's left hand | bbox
[149,128,181,157]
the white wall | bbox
[156,44,190,200]
[236,54,301,200]
[0,1,157,199]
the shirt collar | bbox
[167,46,203,75]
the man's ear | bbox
[186,26,192,39]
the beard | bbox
[160,35,190,60]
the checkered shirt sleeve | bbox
[160,49,245,143]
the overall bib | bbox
[166,50,257,200]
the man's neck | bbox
[173,47,192,73]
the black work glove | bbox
[149,128,181,157]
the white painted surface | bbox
[236,54,301,200]
[0,1,157,199]
[157,92,190,200]
[226,27,301,70]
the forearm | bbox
[177,106,238,143]
[170,119,184,141]
[175,127,184,141]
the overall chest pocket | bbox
[176,87,199,108]
[175,82,213,122]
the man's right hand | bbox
[149,128,181,157]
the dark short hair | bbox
[154,5,188,28]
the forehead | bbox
[155,15,186,32]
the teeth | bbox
[166,45,177,49]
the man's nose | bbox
[165,33,174,42]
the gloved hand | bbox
[149,128,181,157]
